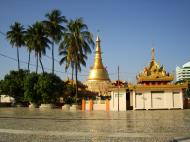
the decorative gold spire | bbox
[93,36,104,69]
[87,36,110,81]
[137,48,174,83]
[152,48,154,61]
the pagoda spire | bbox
[95,36,101,52]
[93,36,104,69]
[152,48,155,61]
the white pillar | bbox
[133,91,136,110]
[181,90,184,109]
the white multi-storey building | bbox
[176,62,190,81]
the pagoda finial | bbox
[96,29,100,42]
[152,48,155,61]
[96,35,100,42]
[96,35,101,53]
[92,35,103,69]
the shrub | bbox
[36,73,64,104]
[0,70,28,104]
[24,72,41,104]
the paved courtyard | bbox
[0,108,190,142]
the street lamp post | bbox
[118,66,120,112]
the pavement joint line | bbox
[0,128,178,138]
[0,116,149,121]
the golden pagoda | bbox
[85,36,111,96]
[137,48,174,85]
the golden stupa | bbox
[88,36,110,81]
[85,36,111,96]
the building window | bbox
[173,92,179,94]
[135,93,142,95]
[151,91,164,94]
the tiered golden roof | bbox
[87,36,110,81]
[137,48,174,83]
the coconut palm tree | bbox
[59,47,87,86]
[43,9,67,74]
[59,46,75,82]
[59,18,94,103]
[7,22,25,70]
[26,22,50,73]
[25,26,35,72]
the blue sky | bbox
[0,0,190,83]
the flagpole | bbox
[118,66,120,112]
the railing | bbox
[93,100,105,104]
[85,100,105,104]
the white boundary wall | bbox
[85,100,106,111]
[132,90,183,110]
[110,90,126,111]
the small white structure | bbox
[110,89,126,111]
[0,95,14,103]
[83,99,109,111]
[110,81,132,111]
[176,61,190,81]
[132,87,185,110]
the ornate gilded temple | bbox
[85,36,111,96]
[137,48,174,85]
[132,48,188,110]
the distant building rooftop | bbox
[176,61,190,82]
[183,61,190,68]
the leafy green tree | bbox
[26,22,50,73]
[1,70,28,104]
[185,88,190,98]
[24,72,41,104]
[59,18,94,103]
[0,80,3,95]
[43,9,67,74]
[62,80,97,104]
[36,73,64,104]
[62,82,75,104]
[6,22,25,70]
[175,80,190,98]
[185,81,190,98]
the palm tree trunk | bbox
[75,63,78,104]
[71,66,74,86]
[28,51,31,72]
[52,42,54,74]
[39,57,44,73]
[16,47,20,70]
[36,54,38,73]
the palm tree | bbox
[7,22,25,70]
[59,47,87,82]
[59,46,75,83]
[43,9,67,74]
[59,18,94,103]
[26,22,50,73]
[25,26,34,72]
